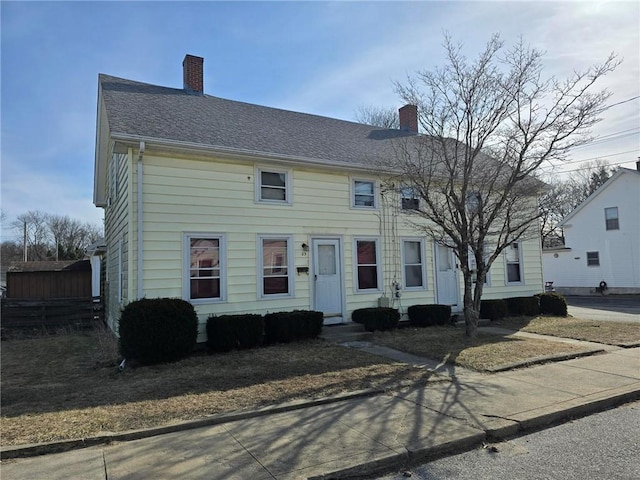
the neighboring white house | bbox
[543,165,640,294]
[94,54,545,339]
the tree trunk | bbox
[463,276,478,337]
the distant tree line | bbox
[1,210,103,280]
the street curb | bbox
[312,388,640,479]
[483,347,605,372]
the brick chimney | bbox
[183,54,204,94]
[399,104,418,133]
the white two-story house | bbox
[94,54,544,338]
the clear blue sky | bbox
[1,1,638,239]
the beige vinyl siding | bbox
[104,150,131,331]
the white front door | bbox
[312,238,344,325]
[435,244,459,309]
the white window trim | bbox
[353,236,383,293]
[401,238,427,290]
[604,207,619,231]
[350,177,379,209]
[504,241,524,285]
[255,166,292,205]
[257,234,295,299]
[586,251,600,267]
[183,233,227,304]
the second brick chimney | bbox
[183,54,204,94]
[399,104,418,133]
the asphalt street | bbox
[566,295,640,323]
[375,401,640,480]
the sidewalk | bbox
[2,338,639,480]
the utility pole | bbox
[23,220,27,262]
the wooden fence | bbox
[0,297,101,330]
[6,269,92,299]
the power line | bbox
[542,158,637,175]
[602,95,640,110]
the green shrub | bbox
[407,304,451,327]
[119,298,198,365]
[505,296,540,316]
[352,307,400,332]
[538,293,568,316]
[480,299,508,321]
[206,314,264,352]
[264,310,323,344]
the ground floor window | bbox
[505,242,523,284]
[185,234,225,302]
[355,238,381,291]
[402,239,426,289]
[259,235,293,297]
[587,251,600,266]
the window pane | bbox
[263,240,288,268]
[357,241,376,264]
[354,181,374,206]
[587,252,600,266]
[404,241,421,264]
[505,243,520,262]
[261,186,286,201]
[262,171,286,187]
[507,264,521,283]
[405,265,423,287]
[355,181,373,195]
[190,278,220,299]
[358,266,378,290]
[605,207,619,230]
[264,276,288,295]
[318,245,336,275]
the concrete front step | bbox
[320,323,373,343]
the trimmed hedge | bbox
[480,299,508,321]
[505,296,540,316]
[119,298,198,365]
[538,292,568,316]
[206,314,264,352]
[264,310,323,344]
[352,307,400,332]
[407,304,451,327]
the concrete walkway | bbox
[2,339,639,479]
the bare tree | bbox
[389,34,619,337]
[355,105,400,129]
[12,211,51,261]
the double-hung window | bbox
[259,236,293,297]
[505,242,523,284]
[604,207,619,230]
[185,234,225,302]
[354,238,381,291]
[469,249,490,285]
[401,186,419,211]
[401,239,426,289]
[257,167,291,204]
[352,179,376,208]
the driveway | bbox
[566,295,640,323]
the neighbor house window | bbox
[505,242,523,284]
[259,236,293,297]
[352,179,376,208]
[401,186,419,211]
[355,238,381,291]
[587,251,600,266]
[604,207,619,230]
[256,167,291,203]
[466,192,481,214]
[185,234,225,302]
[402,239,426,289]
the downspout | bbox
[137,141,145,299]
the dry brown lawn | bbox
[494,316,640,346]
[0,330,435,447]
[371,326,596,371]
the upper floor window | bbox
[604,207,619,230]
[259,235,293,297]
[401,186,420,211]
[352,179,377,208]
[505,242,523,284]
[256,167,291,204]
[185,234,225,302]
[466,192,481,214]
[587,251,600,266]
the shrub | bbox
[119,298,198,365]
[505,296,540,316]
[538,292,568,316]
[206,314,264,352]
[480,299,508,321]
[407,304,451,327]
[264,310,323,344]
[352,307,400,332]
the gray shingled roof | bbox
[99,74,416,168]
